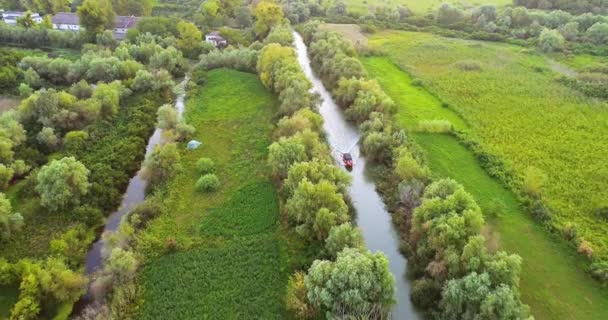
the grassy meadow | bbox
[362,57,608,319]
[361,54,608,319]
[365,30,608,262]
[341,0,511,15]
[137,69,306,318]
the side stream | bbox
[73,78,188,312]
[293,32,422,319]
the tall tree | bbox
[78,0,116,38]
[253,0,284,38]
[36,157,90,211]
[176,21,202,58]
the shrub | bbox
[454,60,483,71]
[196,158,215,174]
[285,271,317,319]
[437,3,464,26]
[395,148,429,182]
[538,28,565,52]
[0,164,14,190]
[268,138,307,179]
[64,130,89,153]
[411,278,442,310]
[142,143,181,188]
[416,119,453,133]
[285,179,349,241]
[175,121,195,141]
[196,174,220,192]
[191,64,208,85]
[324,223,364,258]
[523,166,546,198]
[577,239,594,258]
[36,157,90,211]
[305,248,395,318]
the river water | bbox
[73,78,188,312]
[293,32,422,319]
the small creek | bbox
[72,78,188,313]
[294,32,422,319]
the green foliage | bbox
[196,157,215,174]
[285,179,349,241]
[63,130,89,154]
[36,157,90,212]
[142,143,181,188]
[195,173,220,192]
[539,28,565,52]
[77,0,116,38]
[253,1,285,38]
[323,222,364,258]
[437,3,465,26]
[439,272,531,320]
[416,119,453,133]
[268,138,307,179]
[200,181,278,237]
[257,43,316,115]
[394,147,429,182]
[282,159,350,198]
[275,107,323,138]
[286,271,317,319]
[176,21,203,59]
[156,104,177,130]
[0,164,14,190]
[305,248,395,318]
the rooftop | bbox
[51,12,79,25]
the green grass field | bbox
[362,55,608,320]
[366,30,608,264]
[137,69,300,318]
[342,0,511,15]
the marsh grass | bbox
[138,69,312,319]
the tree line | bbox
[0,29,183,318]
[299,20,533,319]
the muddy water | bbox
[293,32,422,319]
[73,78,188,311]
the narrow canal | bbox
[293,32,422,319]
[73,78,188,313]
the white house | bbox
[205,31,227,48]
[51,12,140,39]
[1,10,42,25]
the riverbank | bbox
[362,55,608,320]
[293,31,422,319]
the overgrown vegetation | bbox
[299,21,531,318]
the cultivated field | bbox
[366,30,608,262]
[360,39,608,319]
[342,0,512,14]
[137,69,295,318]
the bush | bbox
[324,223,364,258]
[285,271,317,319]
[454,60,483,71]
[419,119,453,134]
[305,248,395,318]
[196,174,220,192]
[196,158,215,174]
[191,64,208,85]
[411,278,442,310]
[539,28,565,52]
